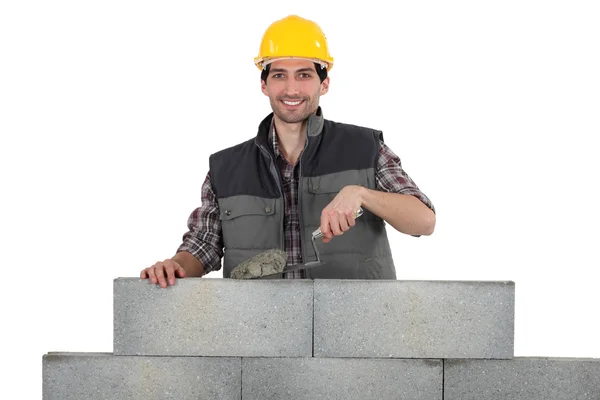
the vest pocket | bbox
[307,170,369,194]
[304,170,380,223]
[218,196,276,220]
[218,195,279,251]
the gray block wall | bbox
[114,278,515,359]
[313,280,514,358]
[43,352,241,400]
[445,357,600,400]
[43,278,600,399]
[242,357,443,400]
[114,278,313,357]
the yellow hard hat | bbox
[254,15,334,71]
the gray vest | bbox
[209,108,396,279]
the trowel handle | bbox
[312,207,364,239]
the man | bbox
[141,15,435,287]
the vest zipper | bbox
[298,133,310,270]
[258,145,285,249]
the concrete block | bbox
[445,357,600,399]
[114,278,313,357]
[313,280,514,358]
[242,357,442,400]
[42,352,241,400]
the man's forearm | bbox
[359,187,436,236]
[172,251,205,277]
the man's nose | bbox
[285,79,300,96]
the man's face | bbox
[261,59,329,124]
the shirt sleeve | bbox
[176,171,224,273]
[376,141,436,214]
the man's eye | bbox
[299,73,311,78]
[272,73,284,79]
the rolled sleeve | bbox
[176,171,224,273]
[376,142,435,214]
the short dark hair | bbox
[261,62,328,83]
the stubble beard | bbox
[270,96,319,124]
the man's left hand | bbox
[319,185,364,243]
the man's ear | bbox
[261,79,268,96]
[320,77,330,95]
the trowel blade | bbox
[254,260,327,279]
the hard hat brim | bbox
[254,56,333,71]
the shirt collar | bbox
[268,118,281,159]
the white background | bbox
[1,0,599,398]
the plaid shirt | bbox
[177,126,435,277]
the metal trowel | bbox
[244,207,364,279]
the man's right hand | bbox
[140,259,186,288]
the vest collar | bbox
[307,106,324,137]
[254,106,325,150]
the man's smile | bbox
[281,99,304,108]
